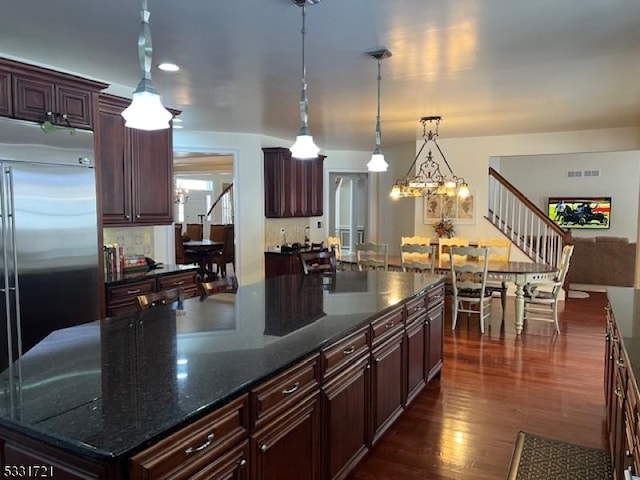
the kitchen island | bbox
[0,271,444,479]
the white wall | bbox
[499,151,640,240]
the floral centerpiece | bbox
[433,217,455,238]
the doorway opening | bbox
[328,172,368,253]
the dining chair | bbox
[200,275,238,299]
[186,223,204,241]
[477,238,512,315]
[210,224,235,278]
[209,224,226,242]
[438,237,470,262]
[136,288,184,311]
[523,244,575,333]
[450,246,492,333]
[400,244,435,274]
[355,242,389,271]
[175,224,200,266]
[401,235,431,246]
[300,250,337,275]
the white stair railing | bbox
[488,168,570,268]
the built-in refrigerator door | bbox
[0,161,99,372]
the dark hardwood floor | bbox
[347,291,609,480]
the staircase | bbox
[488,167,571,268]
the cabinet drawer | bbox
[321,326,370,379]
[427,283,445,308]
[250,354,320,429]
[130,394,249,480]
[157,271,197,291]
[371,305,404,346]
[405,293,427,325]
[106,279,156,305]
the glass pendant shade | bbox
[122,87,172,131]
[290,134,319,159]
[367,151,388,172]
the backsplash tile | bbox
[103,226,154,257]
[265,218,309,248]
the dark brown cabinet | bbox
[0,58,107,129]
[96,93,175,226]
[264,252,304,278]
[405,292,427,405]
[263,147,325,218]
[321,327,370,480]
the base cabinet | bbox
[426,302,444,381]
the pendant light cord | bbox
[374,57,382,149]
[298,4,310,133]
[139,0,152,82]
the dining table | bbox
[339,253,557,334]
[182,239,224,279]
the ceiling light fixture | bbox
[366,48,392,172]
[390,116,470,199]
[121,0,173,131]
[158,63,180,72]
[289,0,321,160]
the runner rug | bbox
[507,431,613,480]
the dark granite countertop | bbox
[0,271,442,463]
[105,264,199,286]
[607,287,640,387]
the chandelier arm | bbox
[433,139,455,177]
[402,138,429,178]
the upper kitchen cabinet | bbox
[0,57,107,129]
[96,93,178,226]
[263,147,325,218]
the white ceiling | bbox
[1,0,639,151]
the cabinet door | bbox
[251,393,320,480]
[426,302,444,382]
[56,85,94,129]
[96,98,133,226]
[12,75,54,123]
[0,71,11,117]
[406,319,426,405]
[371,331,405,445]
[322,355,370,480]
[307,156,324,217]
[131,128,173,225]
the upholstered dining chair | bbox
[438,237,470,263]
[136,288,184,311]
[186,223,204,241]
[477,238,512,316]
[523,244,575,333]
[355,242,388,271]
[175,224,200,266]
[450,246,492,334]
[210,224,235,278]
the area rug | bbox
[507,431,613,480]
[567,290,590,299]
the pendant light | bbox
[366,48,392,172]
[290,0,321,159]
[121,0,173,131]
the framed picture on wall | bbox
[423,190,477,225]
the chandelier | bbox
[390,116,469,199]
[174,183,189,204]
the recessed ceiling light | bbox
[158,63,180,72]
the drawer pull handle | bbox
[239,458,247,467]
[385,322,395,329]
[282,382,300,395]
[173,280,186,286]
[185,433,215,455]
[343,345,356,355]
[413,306,424,312]
[127,288,141,295]
[260,443,268,453]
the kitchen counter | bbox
[608,287,640,385]
[104,264,199,286]
[0,270,442,465]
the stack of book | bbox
[104,244,125,276]
[123,255,148,272]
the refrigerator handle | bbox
[4,167,22,364]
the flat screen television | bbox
[547,196,611,229]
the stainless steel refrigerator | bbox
[0,117,99,372]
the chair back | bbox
[355,242,388,271]
[438,237,470,261]
[137,288,184,311]
[449,247,490,294]
[401,236,431,246]
[477,238,512,262]
[200,276,238,298]
[300,250,337,275]
[175,224,187,264]
[400,244,435,273]
[186,223,203,241]
[327,236,342,259]
[210,224,226,242]
[553,244,575,295]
